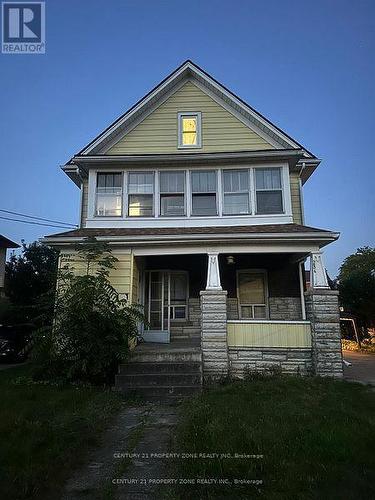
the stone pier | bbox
[200,289,229,379]
[305,288,343,378]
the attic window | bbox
[178,112,201,148]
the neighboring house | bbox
[44,60,343,382]
[0,235,19,296]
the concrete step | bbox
[115,383,202,398]
[130,351,202,363]
[117,372,202,386]
[119,361,202,374]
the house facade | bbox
[0,235,19,297]
[44,61,343,379]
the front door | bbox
[144,270,188,333]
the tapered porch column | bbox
[200,252,229,380]
[305,251,343,378]
[310,251,329,288]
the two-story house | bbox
[44,61,343,389]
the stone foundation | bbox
[305,289,343,378]
[229,347,312,377]
[200,290,229,379]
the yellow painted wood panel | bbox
[107,82,275,154]
[290,172,302,225]
[58,251,133,297]
[81,179,88,226]
[227,322,311,348]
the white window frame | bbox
[127,171,155,218]
[222,168,251,216]
[190,169,218,217]
[159,170,186,217]
[94,171,123,218]
[254,167,285,215]
[236,269,269,320]
[178,112,202,149]
[87,164,292,222]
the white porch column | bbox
[200,251,228,379]
[310,251,329,289]
[206,252,222,290]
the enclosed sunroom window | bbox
[191,170,217,216]
[223,169,250,215]
[237,270,268,319]
[255,168,283,214]
[178,112,201,148]
[160,171,185,216]
[95,173,123,217]
[128,172,154,217]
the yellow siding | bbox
[58,251,133,299]
[81,179,88,227]
[227,321,311,348]
[290,172,302,224]
[107,81,275,154]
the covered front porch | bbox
[132,244,341,378]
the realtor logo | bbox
[2,2,45,53]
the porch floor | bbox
[135,338,201,353]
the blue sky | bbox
[0,0,374,276]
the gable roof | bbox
[71,60,317,160]
[0,235,20,249]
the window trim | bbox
[190,169,218,217]
[255,167,285,215]
[177,112,202,149]
[159,170,186,217]
[88,164,292,221]
[236,269,269,320]
[94,172,123,218]
[222,168,251,216]
[127,171,155,218]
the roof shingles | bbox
[46,224,333,239]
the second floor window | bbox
[95,173,122,217]
[128,172,154,217]
[223,169,250,215]
[160,171,185,216]
[255,168,283,214]
[191,170,217,216]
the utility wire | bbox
[0,215,76,229]
[0,209,78,227]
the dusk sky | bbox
[0,0,374,276]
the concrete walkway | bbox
[343,351,375,385]
[62,402,178,500]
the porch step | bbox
[119,361,202,374]
[129,350,201,363]
[116,348,202,399]
[117,372,202,386]
[115,384,201,399]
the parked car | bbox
[0,324,33,362]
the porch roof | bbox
[43,223,338,249]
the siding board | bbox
[290,172,302,224]
[107,82,275,154]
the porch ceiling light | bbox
[227,255,235,265]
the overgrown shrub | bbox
[32,238,144,385]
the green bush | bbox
[32,238,144,385]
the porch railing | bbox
[227,320,312,348]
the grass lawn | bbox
[0,364,123,500]
[172,375,375,500]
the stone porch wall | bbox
[227,297,303,321]
[305,289,343,378]
[229,347,312,377]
